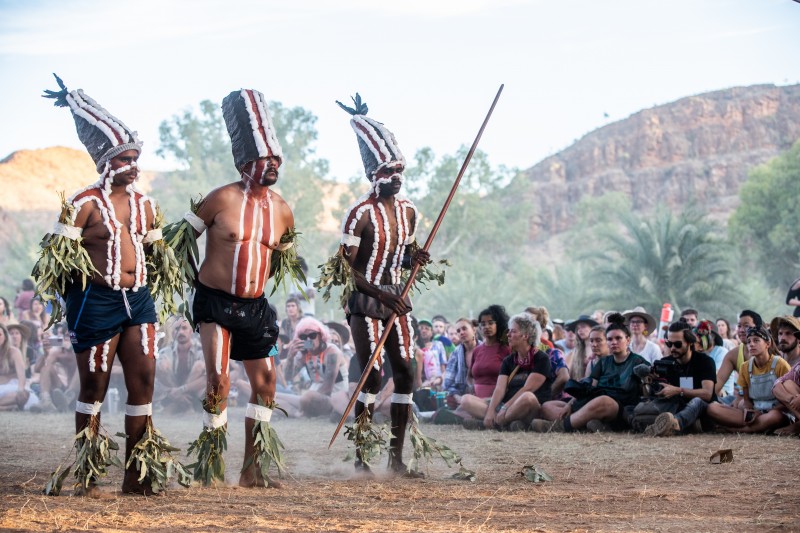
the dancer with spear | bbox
[320,87,503,476]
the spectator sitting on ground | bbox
[458,305,511,428]
[633,321,717,437]
[772,329,800,435]
[33,331,78,412]
[19,296,49,328]
[0,324,36,411]
[526,306,569,399]
[533,313,649,433]
[415,319,446,388]
[770,316,800,368]
[432,315,455,358]
[13,279,34,320]
[564,315,598,380]
[0,297,13,325]
[623,307,662,364]
[706,325,790,433]
[446,323,460,348]
[680,308,699,328]
[325,321,354,362]
[154,317,206,414]
[280,297,303,342]
[443,318,478,409]
[278,317,348,418]
[584,325,611,378]
[715,310,763,405]
[479,313,552,431]
[716,317,738,351]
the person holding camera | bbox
[635,321,717,436]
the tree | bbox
[583,206,738,317]
[729,140,800,290]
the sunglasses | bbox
[298,332,318,341]
[664,340,683,349]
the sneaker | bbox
[645,412,680,437]
[530,419,564,433]
[586,419,610,433]
[461,418,485,430]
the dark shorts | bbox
[192,281,279,361]
[66,283,157,353]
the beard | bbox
[243,159,279,187]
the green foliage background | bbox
[4,100,796,326]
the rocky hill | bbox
[515,84,800,239]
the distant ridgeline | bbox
[511,84,800,240]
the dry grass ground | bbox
[1,409,798,532]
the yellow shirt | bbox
[736,355,791,390]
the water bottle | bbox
[658,304,673,341]
[107,388,119,415]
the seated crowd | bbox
[4,285,800,438]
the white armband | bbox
[52,222,83,240]
[341,233,361,247]
[184,212,207,234]
[142,228,163,244]
[274,241,293,252]
[404,234,416,246]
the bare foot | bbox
[238,469,282,488]
[388,462,426,479]
[775,421,800,436]
[74,483,115,499]
[121,472,161,496]
[353,459,375,480]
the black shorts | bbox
[192,281,279,361]
[66,283,157,353]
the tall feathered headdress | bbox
[337,93,405,180]
[221,89,283,171]
[42,73,142,173]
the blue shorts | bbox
[66,283,157,353]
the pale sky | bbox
[1,0,798,182]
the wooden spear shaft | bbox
[328,84,505,448]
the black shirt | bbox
[666,351,718,403]
[499,348,552,404]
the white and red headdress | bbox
[43,74,142,173]
[221,89,283,171]
[337,93,406,181]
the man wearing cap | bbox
[636,321,717,436]
[770,316,800,368]
[564,315,597,380]
[332,94,429,476]
[623,307,662,364]
[38,75,179,495]
[187,89,295,487]
[772,329,800,435]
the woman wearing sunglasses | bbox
[277,317,348,418]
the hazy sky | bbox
[1,0,798,181]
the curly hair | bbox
[509,313,542,347]
[478,304,510,345]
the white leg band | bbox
[125,403,152,416]
[184,212,207,234]
[76,401,103,415]
[357,392,377,405]
[203,408,228,429]
[390,393,414,405]
[245,403,273,422]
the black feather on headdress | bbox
[42,73,70,108]
[336,93,369,116]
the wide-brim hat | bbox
[566,315,598,332]
[6,322,31,341]
[622,307,657,334]
[770,315,800,340]
[325,321,351,346]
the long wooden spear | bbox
[329,84,504,448]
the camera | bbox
[638,358,680,397]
